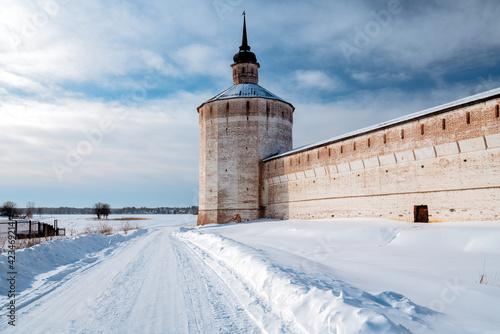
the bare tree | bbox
[94,202,111,219]
[26,201,35,219]
[2,201,18,220]
[102,203,110,219]
[37,207,44,216]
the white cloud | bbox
[350,71,410,84]
[140,50,180,77]
[0,92,200,188]
[174,44,228,78]
[294,70,341,91]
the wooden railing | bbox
[0,220,65,239]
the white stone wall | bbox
[198,98,293,225]
[263,96,500,222]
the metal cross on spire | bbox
[240,10,250,51]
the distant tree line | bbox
[1,201,198,219]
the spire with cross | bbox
[233,12,257,64]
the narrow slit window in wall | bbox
[328,148,331,156]
[317,151,320,159]
[496,105,499,118]
[442,119,446,130]
[421,124,425,135]
[307,154,309,162]
[246,101,250,109]
[383,134,387,144]
[226,102,229,110]
[368,138,371,147]
[340,145,343,154]
[466,112,471,124]
[353,142,356,150]
[401,129,405,139]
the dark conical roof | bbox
[233,13,257,63]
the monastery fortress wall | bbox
[197,16,500,225]
[262,93,500,222]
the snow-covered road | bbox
[1,227,262,334]
[1,215,500,333]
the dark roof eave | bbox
[198,96,295,112]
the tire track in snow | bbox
[174,232,303,334]
[171,233,262,333]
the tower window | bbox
[466,112,471,124]
[401,129,405,139]
[340,145,343,154]
[307,154,309,162]
[226,102,229,110]
[317,151,320,159]
[383,133,387,144]
[242,67,245,74]
[496,105,499,118]
[246,101,250,109]
[328,148,331,157]
[367,138,371,147]
[353,142,356,150]
[442,119,446,130]
[421,124,425,135]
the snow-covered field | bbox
[1,215,499,333]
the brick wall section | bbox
[198,97,293,225]
[262,96,500,222]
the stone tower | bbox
[197,15,294,225]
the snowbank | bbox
[0,229,147,295]
[175,227,435,333]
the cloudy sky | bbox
[1,0,500,208]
